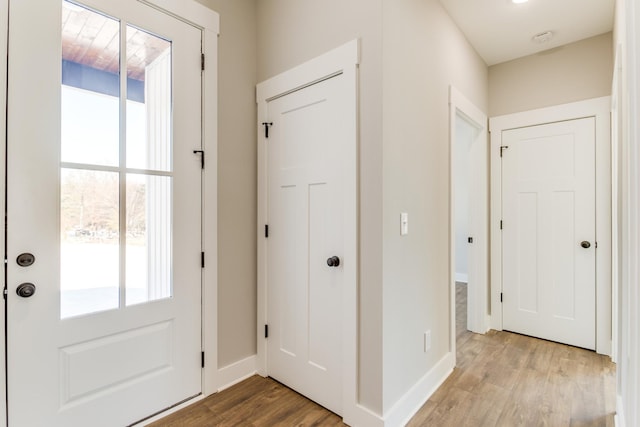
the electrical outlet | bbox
[424,330,431,353]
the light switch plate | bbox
[400,212,409,235]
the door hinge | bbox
[201,351,205,368]
[262,122,273,139]
[201,252,205,268]
[468,237,473,243]
[201,53,205,71]
[265,224,269,238]
[500,292,503,303]
[500,145,509,157]
[265,324,269,338]
[193,150,205,169]
[500,220,503,230]
[3,288,7,300]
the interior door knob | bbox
[16,282,36,298]
[327,256,340,267]
[581,241,591,249]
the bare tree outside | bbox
[61,170,147,245]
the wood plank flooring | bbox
[147,375,343,426]
[406,283,616,427]
[149,283,615,426]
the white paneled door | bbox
[502,118,596,350]
[266,75,349,415]
[7,0,203,425]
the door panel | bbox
[266,76,347,415]
[502,117,596,349]
[7,0,202,425]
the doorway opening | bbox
[449,86,489,359]
[454,113,479,334]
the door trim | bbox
[256,40,373,426]
[0,0,7,423]
[0,1,218,425]
[610,44,622,365]
[489,96,611,355]
[448,86,489,352]
[136,0,221,399]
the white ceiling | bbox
[438,0,616,66]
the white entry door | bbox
[502,117,596,350]
[265,75,349,415]
[7,0,203,425]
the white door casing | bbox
[0,0,8,422]
[501,118,596,350]
[256,40,369,426]
[5,0,219,425]
[489,97,611,356]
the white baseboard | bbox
[455,273,468,283]
[382,352,455,427]
[138,352,453,427]
[616,395,626,427]
[217,355,257,392]
[344,404,384,427]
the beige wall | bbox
[489,32,613,117]
[197,0,610,418]
[381,0,488,411]
[195,0,258,368]
[256,0,385,412]
[256,0,488,414]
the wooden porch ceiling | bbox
[62,1,170,81]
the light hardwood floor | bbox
[406,283,616,426]
[150,283,615,426]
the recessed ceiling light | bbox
[512,0,529,3]
[532,31,554,44]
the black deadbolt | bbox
[16,252,35,267]
[327,256,340,267]
[581,241,591,249]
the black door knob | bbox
[581,241,591,249]
[16,252,35,267]
[16,282,36,298]
[327,256,340,267]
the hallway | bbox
[407,284,615,426]
[150,283,615,426]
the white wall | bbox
[489,32,613,117]
[380,0,487,414]
[256,0,488,419]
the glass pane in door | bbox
[126,26,172,172]
[60,169,119,318]
[61,1,120,166]
[60,0,121,319]
[126,174,172,306]
[60,1,177,317]
[125,25,174,306]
